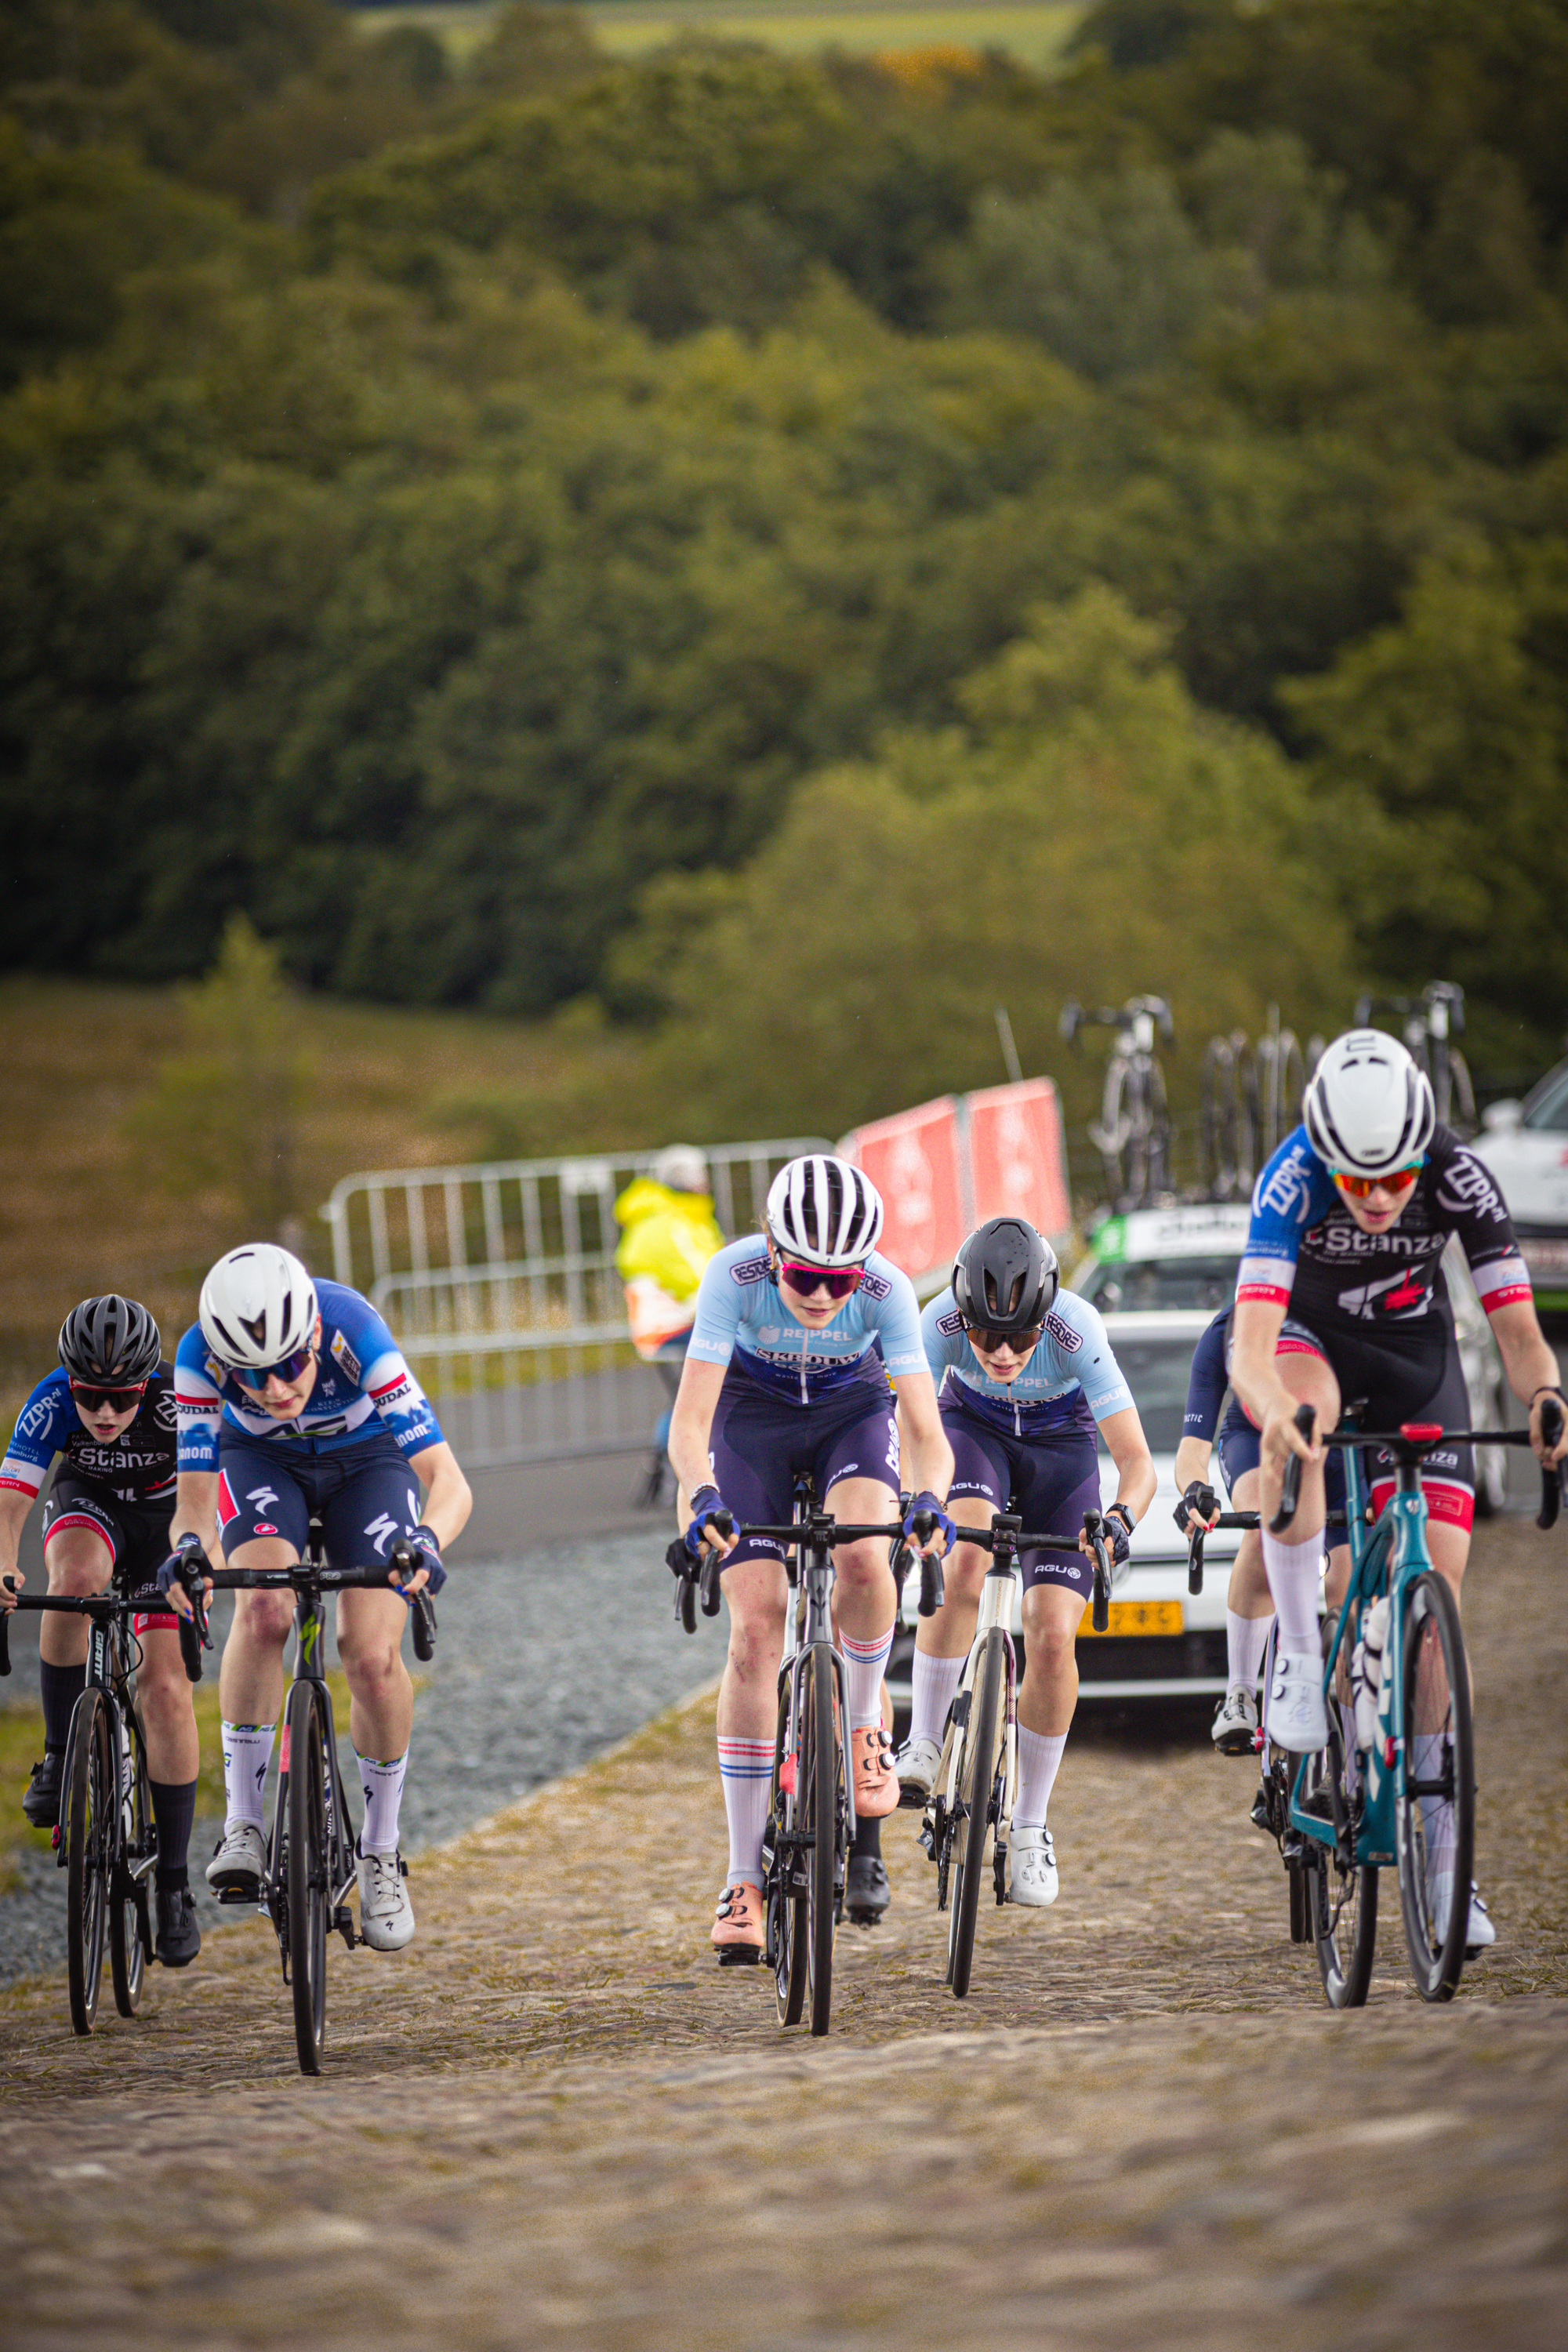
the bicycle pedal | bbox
[715,1944,763,1968]
[917,1818,935,1859]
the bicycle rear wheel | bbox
[803,1642,840,2037]
[65,1690,113,2035]
[947,1632,1006,2000]
[1396,1571,1474,2002]
[1301,1708,1378,2009]
[286,1682,331,2074]
[109,1709,150,2018]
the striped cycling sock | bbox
[717,1736,772,1887]
[840,1623,895,1731]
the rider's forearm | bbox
[667,1406,715,1504]
[1489,1301,1560,1409]
[171,1471,220,1566]
[1173,1436,1213,1493]
[0,1486,31,1585]
[903,1422,954,1505]
[1230,1301,1290,1433]
[412,1443,472,1551]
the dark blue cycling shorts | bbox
[216,1429,424,1569]
[707,1363,899,1570]
[942,1396,1104,1600]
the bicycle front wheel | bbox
[286,1682,331,2074]
[771,1679,806,2029]
[1396,1571,1474,2002]
[109,1709,151,2018]
[65,1690,113,2035]
[947,1631,1006,2001]
[803,1642,840,2037]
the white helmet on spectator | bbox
[199,1243,318,1373]
[652,1144,709,1193]
[1303,1029,1435,1179]
[766,1154,884,1266]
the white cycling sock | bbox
[356,1748,409,1853]
[840,1623,895,1731]
[717,1736,771,1887]
[1013,1727,1068,1831]
[910,1648,964,1748]
[1226,1610,1272,1693]
[1260,1527,1323,1660]
[221,1722,275,1831]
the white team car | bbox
[1471,1057,1568,1316]
[889,1311,1240,1721]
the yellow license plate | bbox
[1078,1599,1185,1639]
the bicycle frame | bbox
[264,1570,361,1962]
[775,1495,857,1878]
[929,1532,1020,1907]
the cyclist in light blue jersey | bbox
[165,1243,471,1952]
[896,1217,1155,1908]
[669,1153,954,1958]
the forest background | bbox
[2,0,1567,1385]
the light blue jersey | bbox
[687,1238,927,1406]
[922,1287,1134,1437]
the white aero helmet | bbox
[652,1143,710,1193]
[766,1154,884,1267]
[1303,1029,1435,1180]
[198,1243,319,1372]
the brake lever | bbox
[1269,1403,1318,1533]
[1187,1524,1205,1597]
[0,1575,13,1678]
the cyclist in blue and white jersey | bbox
[165,1244,471,1951]
[0,1297,204,1965]
[1173,1304,1348,1759]
[668,1154,954,1961]
[1231,1030,1566,1951]
[897,1217,1155,1907]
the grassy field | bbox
[0,975,658,1425]
[366,0,1085,73]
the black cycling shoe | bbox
[845,1853,891,1925]
[22,1752,64,1829]
[154,1886,201,1968]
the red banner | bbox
[967,1078,1071,1243]
[846,1098,966,1283]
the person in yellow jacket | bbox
[615,1145,724,1506]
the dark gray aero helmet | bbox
[952,1218,1058,1334]
[58,1294,162,1385]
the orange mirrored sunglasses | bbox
[1331,1163,1422,1200]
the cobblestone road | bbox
[2,1517,1564,2350]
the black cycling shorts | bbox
[1275,1318,1474,1532]
[40,1475,176,1628]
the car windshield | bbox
[1082,1257,1239,1314]
[1098,1334,1194,1454]
[1523,1065,1568,1132]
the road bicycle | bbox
[1354,982,1475,1134]
[1199,1009,1306,1200]
[917,1510,1112,1998]
[0,1576,160,2034]
[1060,994,1174,1209]
[1196,1403,1563,2007]
[172,1523,436,2075]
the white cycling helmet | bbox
[1303,1029,1435,1179]
[198,1243,319,1372]
[766,1154,884,1267]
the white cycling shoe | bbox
[895,1734,942,1806]
[1008,1824,1059,1907]
[1267,1652,1329,1753]
[1211,1687,1260,1755]
[1429,1872,1496,1955]
[357,1842,416,1951]
[205,1819,267,1898]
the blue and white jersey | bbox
[686,1239,927,1405]
[922,1287,1134,1438]
[174,1279,444,1469]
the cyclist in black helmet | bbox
[0,1297,202,1965]
[899,1217,1155,1909]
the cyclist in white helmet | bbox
[668,1153,955,1958]
[1231,1029,1566,1953]
[164,1245,471,1951]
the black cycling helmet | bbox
[58,1295,162,1386]
[952,1218,1058,1335]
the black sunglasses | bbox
[71,1381,147,1414]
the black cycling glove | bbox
[1174,1480,1218,1536]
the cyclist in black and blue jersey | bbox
[668,1154,954,1960]
[0,1297,202,1965]
[1231,1029,1566,1952]
[1173,1304,1348,1759]
[900,1217,1155,1908]
[165,1243,471,1953]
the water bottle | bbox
[1351,1595,1390,1751]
